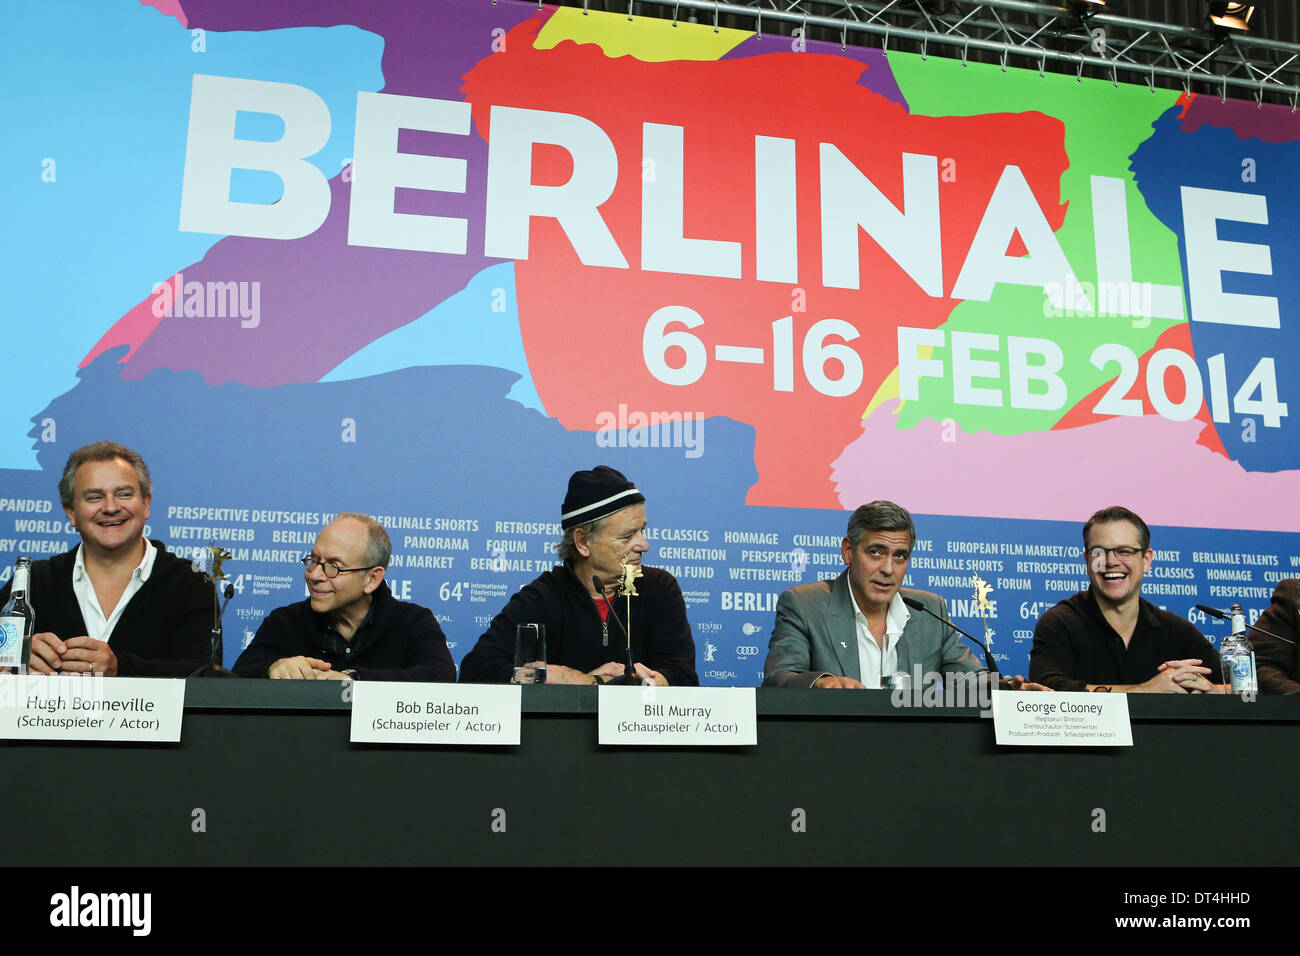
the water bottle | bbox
[0,557,36,675]
[1219,602,1257,695]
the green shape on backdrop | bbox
[884,51,1185,435]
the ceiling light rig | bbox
[1207,4,1256,35]
[604,0,1300,106]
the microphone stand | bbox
[191,545,238,678]
[901,595,1002,688]
[1194,604,1295,645]
[593,574,639,684]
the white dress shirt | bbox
[849,587,911,689]
[70,539,157,643]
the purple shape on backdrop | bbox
[720,32,907,109]
[1179,94,1300,144]
[126,0,542,386]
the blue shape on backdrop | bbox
[0,0,383,469]
[1,348,1289,682]
[321,263,546,412]
[1131,106,1298,472]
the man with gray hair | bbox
[764,501,1040,690]
[0,440,211,676]
[233,513,454,681]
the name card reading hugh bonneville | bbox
[0,675,185,742]
[992,690,1133,746]
[350,683,521,745]
[599,686,757,746]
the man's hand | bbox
[1137,661,1213,693]
[633,662,668,686]
[1000,674,1053,692]
[589,661,627,680]
[27,633,66,675]
[315,669,352,681]
[813,675,867,689]
[59,636,118,676]
[1156,659,1222,693]
[546,664,604,684]
[1171,669,1220,694]
[269,656,333,680]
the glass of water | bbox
[884,672,912,692]
[513,623,547,684]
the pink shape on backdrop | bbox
[832,400,1300,533]
[139,0,188,27]
[80,279,173,367]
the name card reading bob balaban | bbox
[992,690,1133,746]
[350,683,521,745]
[0,675,184,742]
[598,686,757,746]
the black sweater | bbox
[459,564,698,685]
[232,581,456,682]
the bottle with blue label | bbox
[1219,602,1258,695]
[0,557,35,675]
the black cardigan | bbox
[0,541,214,677]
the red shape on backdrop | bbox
[1052,323,1226,457]
[465,24,1069,506]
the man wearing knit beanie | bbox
[459,466,698,685]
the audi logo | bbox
[736,646,760,656]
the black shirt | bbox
[232,581,455,681]
[1029,588,1221,691]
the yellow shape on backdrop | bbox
[534,6,750,61]
[862,343,937,419]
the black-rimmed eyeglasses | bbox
[1087,546,1143,561]
[301,555,375,578]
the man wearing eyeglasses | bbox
[1029,505,1222,693]
[232,513,455,681]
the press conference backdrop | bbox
[2,0,1297,683]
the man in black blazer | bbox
[0,441,211,677]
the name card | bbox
[992,690,1133,746]
[598,686,756,745]
[0,675,184,742]
[350,683,521,745]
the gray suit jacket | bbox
[762,571,984,688]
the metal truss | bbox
[584,0,1300,105]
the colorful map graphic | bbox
[3,0,1298,683]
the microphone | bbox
[189,581,238,679]
[901,595,999,674]
[593,575,638,684]
[1196,605,1294,646]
